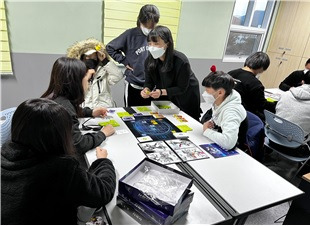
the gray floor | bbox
[244,151,302,225]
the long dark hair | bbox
[146,25,174,73]
[11,98,75,156]
[136,4,160,27]
[41,57,87,115]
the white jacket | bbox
[84,61,123,108]
[203,90,247,150]
[276,84,310,136]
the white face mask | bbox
[140,25,151,36]
[148,46,166,59]
[202,91,216,105]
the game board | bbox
[123,116,182,142]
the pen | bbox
[152,85,157,92]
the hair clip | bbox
[210,65,216,72]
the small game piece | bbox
[122,116,135,121]
[137,136,153,142]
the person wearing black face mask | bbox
[67,38,124,108]
[84,58,99,70]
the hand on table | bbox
[203,120,214,132]
[96,147,108,159]
[92,107,108,118]
[101,124,115,137]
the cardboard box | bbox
[118,158,193,216]
[151,101,180,114]
[117,190,194,225]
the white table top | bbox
[84,106,303,221]
[84,107,227,224]
[264,88,285,101]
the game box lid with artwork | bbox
[151,101,180,114]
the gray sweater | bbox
[276,84,310,136]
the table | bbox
[264,88,285,101]
[84,107,231,224]
[84,106,303,224]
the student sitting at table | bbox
[228,52,276,121]
[279,58,310,91]
[1,98,116,224]
[41,57,115,156]
[201,67,247,150]
[275,72,310,156]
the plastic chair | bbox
[0,107,17,146]
[244,111,265,161]
[263,110,310,180]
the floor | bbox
[244,151,304,225]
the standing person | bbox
[41,57,115,155]
[106,4,160,107]
[279,58,310,91]
[201,69,247,150]
[67,38,124,108]
[228,52,275,121]
[1,98,116,224]
[141,25,201,121]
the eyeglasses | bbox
[81,118,102,131]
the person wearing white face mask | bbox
[201,67,247,150]
[106,4,160,107]
[141,25,201,121]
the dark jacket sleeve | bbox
[82,107,93,117]
[166,61,191,97]
[144,62,154,90]
[69,158,116,208]
[106,31,129,67]
[71,114,106,155]
[279,71,303,91]
[250,85,276,119]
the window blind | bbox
[103,0,181,47]
[1,1,13,75]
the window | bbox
[223,0,275,62]
[1,1,13,75]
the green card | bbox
[98,120,120,127]
[117,112,133,117]
[176,125,193,132]
[136,106,151,112]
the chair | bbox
[264,110,310,180]
[244,111,265,161]
[0,107,17,146]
